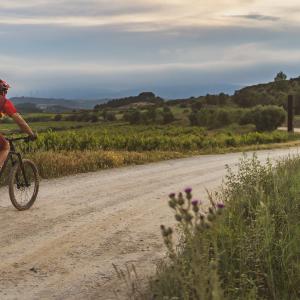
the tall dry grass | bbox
[26,150,184,178]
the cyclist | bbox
[0,79,36,170]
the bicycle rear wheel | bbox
[9,159,39,211]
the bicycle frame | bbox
[0,138,29,186]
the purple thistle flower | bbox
[191,200,199,206]
[217,203,225,209]
[184,187,192,194]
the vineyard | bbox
[19,124,296,153]
[0,117,295,179]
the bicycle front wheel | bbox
[9,159,40,211]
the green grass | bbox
[146,155,300,300]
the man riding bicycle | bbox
[0,79,36,170]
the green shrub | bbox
[189,107,245,128]
[241,105,286,131]
[190,105,286,131]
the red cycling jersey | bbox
[0,95,17,116]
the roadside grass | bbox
[15,138,300,179]
[26,150,184,178]
[18,139,300,179]
[145,155,300,300]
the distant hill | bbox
[10,97,108,110]
[165,76,300,111]
[233,77,300,108]
[10,76,300,114]
[94,92,164,110]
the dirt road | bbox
[0,147,299,300]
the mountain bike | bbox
[0,136,39,210]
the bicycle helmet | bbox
[0,79,10,93]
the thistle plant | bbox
[151,156,300,299]
[161,187,225,259]
[167,188,224,231]
[154,188,225,299]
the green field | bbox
[12,122,298,154]
[1,110,299,179]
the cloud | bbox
[1,0,300,98]
[0,0,297,30]
[231,14,280,21]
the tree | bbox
[274,71,287,82]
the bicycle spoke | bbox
[11,161,38,209]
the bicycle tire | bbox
[9,159,40,211]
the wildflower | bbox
[184,187,192,194]
[217,203,225,209]
[185,187,192,201]
[191,199,199,206]
[217,202,225,215]
[169,193,176,199]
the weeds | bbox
[148,155,300,300]
[113,263,145,300]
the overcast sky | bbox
[1,0,300,99]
